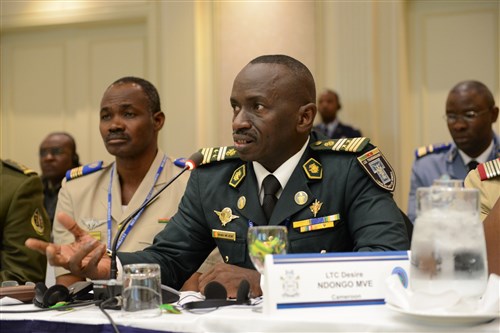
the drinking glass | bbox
[122,263,162,317]
[432,178,464,188]
[247,226,288,275]
[410,186,488,300]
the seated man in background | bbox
[27,55,409,298]
[1,159,51,284]
[51,76,219,288]
[313,89,362,139]
[465,158,500,275]
[408,80,499,223]
[39,132,80,222]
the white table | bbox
[1,297,498,333]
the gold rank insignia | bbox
[199,146,240,165]
[3,159,37,176]
[66,161,104,181]
[237,196,246,209]
[309,199,323,217]
[302,158,322,179]
[311,137,370,153]
[414,143,451,159]
[294,191,308,205]
[214,207,239,226]
[229,165,246,188]
[31,209,45,235]
[357,147,396,192]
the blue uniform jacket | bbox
[407,133,500,223]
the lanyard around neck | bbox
[106,155,167,251]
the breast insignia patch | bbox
[31,208,45,236]
[357,147,396,192]
[229,164,246,188]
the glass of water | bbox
[122,263,162,317]
[410,186,488,299]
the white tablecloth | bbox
[1,298,498,333]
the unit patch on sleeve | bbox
[357,147,396,191]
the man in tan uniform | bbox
[53,76,219,288]
[465,157,500,275]
[1,159,51,284]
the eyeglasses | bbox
[39,147,66,157]
[443,109,491,124]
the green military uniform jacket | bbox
[119,133,409,289]
[0,159,51,283]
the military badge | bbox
[31,209,45,236]
[212,229,236,241]
[237,196,246,209]
[309,199,323,217]
[229,165,246,188]
[302,158,322,179]
[294,191,308,205]
[89,231,102,241]
[357,148,396,192]
[214,207,239,226]
[82,218,106,231]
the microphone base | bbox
[92,279,122,309]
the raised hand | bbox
[25,211,111,280]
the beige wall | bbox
[1,0,499,212]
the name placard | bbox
[263,251,409,314]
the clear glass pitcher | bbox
[410,186,488,299]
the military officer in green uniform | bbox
[1,159,50,284]
[27,55,409,298]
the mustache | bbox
[105,133,129,141]
[232,129,256,139]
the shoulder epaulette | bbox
[477,158,500,181]
[65,161,104,181]
[310,137,370,153]
[415,143,451,159]
[3,159,37,176]
[198,146,240,166]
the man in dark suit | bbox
[314,89,362,139]
[26,55,409,298]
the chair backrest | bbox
[399,209,413,244]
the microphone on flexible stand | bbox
[94,151,204,307]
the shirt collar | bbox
[457,140,494,165]
[253,137,310,199]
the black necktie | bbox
[262,175,280,222]
[467,160,479,172]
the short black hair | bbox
[110,76,161,114]
[450,80,495,108]
[249,55,316,103]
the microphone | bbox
[94,151,203,306]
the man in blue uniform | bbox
[408,80,500,223]
[27,55,409,298]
